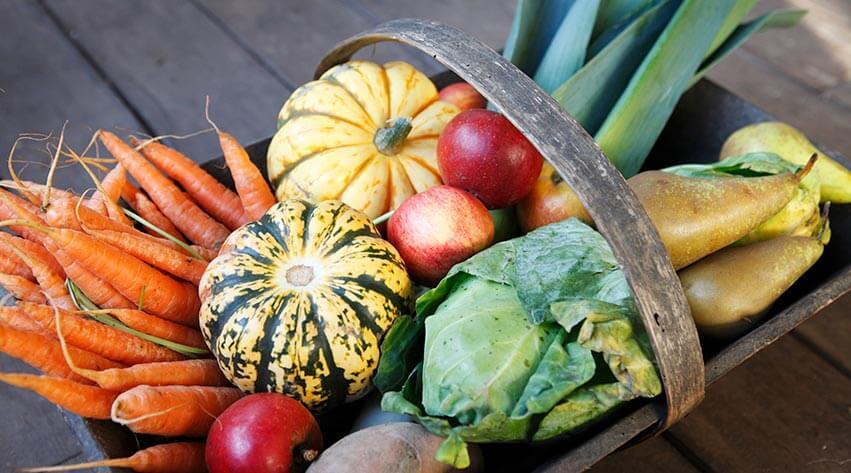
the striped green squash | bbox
[199,199,413,411]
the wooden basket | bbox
[63,18,851,473]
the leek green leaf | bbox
[705,0,759,57]
[534,0,601,93]
[503,0,576,76]
[592,0,657,39]
[552,0,679,133]
[595,0,739,176]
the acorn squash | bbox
[267,60,460,218]
[199,199,413,411]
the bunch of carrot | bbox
[0,125,277,472]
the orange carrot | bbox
[0,193,135,310]
[42,198,214,263]
[0,306,50,335]
[82,227,207,285]
[70,359,227,391]
[0,273,46,303]
[0,249,33,280]
[18,442,207,473]
[0,231,63,278]
[96,308,207,348]
[5,240,73,310]
[93,165,126,206]
[0,324,122,382]
[122,183,187,242]
[111,385,243,436]
[20,302,185,364]
[10,222,201,324]
[48,241,136,309]
[134,138,247,230]
[0,180,77,204]
[0,189,49,243]
[217,131,276,220]
[0,373,117,419]
[100,131,229,248]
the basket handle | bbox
[315,18,704,430]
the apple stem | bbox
[302,448,319,463]
[372,209,394,226]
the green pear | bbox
[737,177,821,245]
[720,122,851,203]
[679,232,825,339]
[629,171,799,269]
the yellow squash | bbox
[199,199,413,411]
[267,60,460,218]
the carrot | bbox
[100,131,230,248]
[92,308,207,349]
[134,137,247,230]
[0,373,117,419]
[0,248,33,280]
[4,239,73,310]
[49,242,136,309]
[111,385,243,436]
[122,183,187,242]
[0,324,122,382]
[18,442,207,473]
[82,227,207,285]
[9,222,201,324]
[0,231,63,278]
[20,302,185,364]
[217,131,276,220]
[0,180,78,203]
[69,359,228,391]
[45,198,215,262]
[92,165,126,207]
[0,188,48,242]
[0,273,46,303]
[0,306,50,335]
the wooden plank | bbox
[743,0,851,93]
[42,0,291,160]
[706,48,851,156]
[587,437,700,473]
[823,80,851,112]
[346,0,516,49]
[196,0,442,86]
[0,0,144,193]
[794,292,851,376]
[667,335,851,472]
[0,355,86,472]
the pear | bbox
[679,232,826,340]
[737,177,821,245]
[720,122,851,203]
[629,171,799,269]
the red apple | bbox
[206,393,322,473]
[437,109,543,208]
[439,82,486,111]
[517,162,592,232]
[388,185,494,285]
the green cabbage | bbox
[375,219,661,468]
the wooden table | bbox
[1,1,848,471]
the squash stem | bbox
[373,118,412,155]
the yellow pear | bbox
[679,233,825,339]
[720,122,851,203]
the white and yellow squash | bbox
[267,60,460,218]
